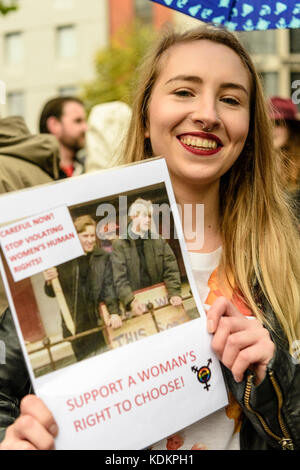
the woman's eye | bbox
[173,89,194,97]
[221,97,240,105]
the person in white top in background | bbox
[1,25,300,451]
[85,101,132,173]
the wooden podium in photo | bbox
[100,283,191,349]
[50,278,76,337]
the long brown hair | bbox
[122,25,300,349]
[281,120,300,190]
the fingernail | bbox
[207,319,214,333]
[49,423,58,437]
[233,375,240,383]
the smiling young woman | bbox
[120,25,300,450]
[0,25,299,451]
[123,25,300,350]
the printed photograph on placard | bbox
[0,182,200,378]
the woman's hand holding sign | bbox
[0,395,58,450]
[207,297,275,385]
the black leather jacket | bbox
[0,305,299,449]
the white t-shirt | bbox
[151,248,240,451]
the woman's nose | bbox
[190,97,221,132]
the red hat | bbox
[269,96,299,121]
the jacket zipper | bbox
[244,372,294,450]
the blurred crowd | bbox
[0,96,132,193]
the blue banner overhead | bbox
[150,1,300,31]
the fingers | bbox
[109,314,122,329]
[21,395,58,436]
[8,414,55,451]
[0,426,37,450]
[229,344,270,383]
[206,297,240,334]
[211,316,248,360]
[0,395,58,451]
[19,395,58,450]
[208,298,275,383]
[213,325,269,382]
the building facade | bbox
[0,0,172,132]
[0,1,299,132]
[0,0,110,131]
[237,28,300,110]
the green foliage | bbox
[0,0,18,15]
[81,22,155,114]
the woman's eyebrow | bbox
[165,75,249,96]
[165,75,202,85]
[219,82,249,96]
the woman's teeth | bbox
[180,136,218,149]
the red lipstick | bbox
[177,132,223,156]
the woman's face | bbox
[145,40,251,189]
[78,224,96,253]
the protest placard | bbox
[0,206,84,282]
[0,158,228,449]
